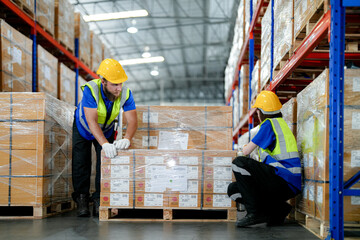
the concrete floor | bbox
[0,210,321,240]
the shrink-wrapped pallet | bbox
[0,20,32,92]
[37,45,58,98]
[100,150,236,209]
[281,98,297,137]
[123,106,233,151]
[239,64,249,120]
[260,1,271,88]
[232,87,239,128]
[58,63,75,105]
[36,0,54,36]
[273,0,293,70]
[75,13,91,67]
[251,60,261,105]
[0,92,74,207]
[90,31,103,72]
[296,68,360,221]
[55,0,75,52]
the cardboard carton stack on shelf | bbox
[100,106,237,216]
[75,12,91,68]
[0,92,74,215]
[55,0,75,53]
[58,63,75,105]
[296,68,360,223]
[90,31,103,73]
[281,97,297,137]
[36,0,55,36]
[231,88,240,128]
[102,44,112,60]
[37,45,58,98]
[0,20,32,92]
[260,0,271,90]
[251,60,261,106]
[239,64,249,121]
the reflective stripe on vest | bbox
[258,118,301,173]
[78,79,130,133]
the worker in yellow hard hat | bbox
[227,90,301,227]
[72,59,138,218]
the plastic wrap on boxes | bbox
[294,0,322,39]
[237,125,260,161]
[244,0,250,33]
[123,106,233,150]
[296,68,360,221]
[55,0,75,52]
[77,76,87,105]
[90,31,103,72]
[260,1,271,88]
[235,0,245,52]
[58,63,75,105]
[0,92,75,206]
[273,0,293,70]
[75,13,91,67]
[100,150,236,209]
[232,87,239,128]
[0,20,32,92]
[13,0,34,17]
[239,65,249,120]
[36,0,54,35]
[281,98,297,137]
[251,60,261,104]
[37,45,58,98]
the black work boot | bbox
[76,194,90,217]
[93,198,100,217]
[267,202,292,226]
[236,213,268,227]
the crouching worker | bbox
[227,91,301,227]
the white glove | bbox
[237,144,247,157]
[102,143,117,158]
[114,138,130,150]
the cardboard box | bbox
[100,193,133,208]
[204,166,234,180]
[58,63,75,105]
[55,0,74,52]
[74,13,91,67]
[167,193,201,208]
[281,98,297,137]
[36,0,54,35]
[101,179,133,193]
[0,20,32,92]
[204,180,233,194]
[101,164,133,179]
[135,193,167,208]
[203,194,235,209]
[37,45,58,98]
[90,31,103,72]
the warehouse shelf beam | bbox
[226,0,268,104]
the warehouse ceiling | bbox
[69,0,239,105]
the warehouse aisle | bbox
[0,210,320,240]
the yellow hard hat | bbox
[251,90,282,114]
[96,58,128,84]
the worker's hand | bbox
[102,143,117,158]
[114,138,130,150]
[237,144,248,157]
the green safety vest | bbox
[258,118,299,162]
[78,79,130,133]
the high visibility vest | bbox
[78,79,130,134]
[258,118,301,175]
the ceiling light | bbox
[83,10,148,22]
[127,27,138,33]
[142,52,151,58]
[119,56,165,66]
[150,69,159,76]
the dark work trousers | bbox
[72,120,114,201]
[229,156,296,216]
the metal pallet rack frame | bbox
[0,0,98,105]
[227,0,360,239]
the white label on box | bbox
[187,166,199,179]
[142,136,158,147]
[213,157,232,166]
[352,112,360,129]
[7,63,12,72]
[353,77,360,92]
[110,193,129,206]
[303,184,308,199]
[142,112,158,123]
[111,179,129,192]
[214,180,232,194]
[169,166,188,192]
[43,65,51,80]
[317,186,323,204]
[111,165,130,178]
[181,180,198,193]
[179,194,198,208]
[111,156,130,164]
[12,46,22,65]
[149,166,167,192]
[213,195,231,208]
[158,131,189,150]
[351,150,360,167]
[179,156,198,165]
[145,156,164,165]
[145,180,161,192]
[145,165,165,178]
[308,152,314,167]
[144,194,163,207]
[351,196,360,205]
[213,167,233,180]
[309,185,315,201]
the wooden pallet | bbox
[0,201,74,219]
[99,208,237,222]
[36,21,54,37]
[59,40,74,55]
[10,0,34,19]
